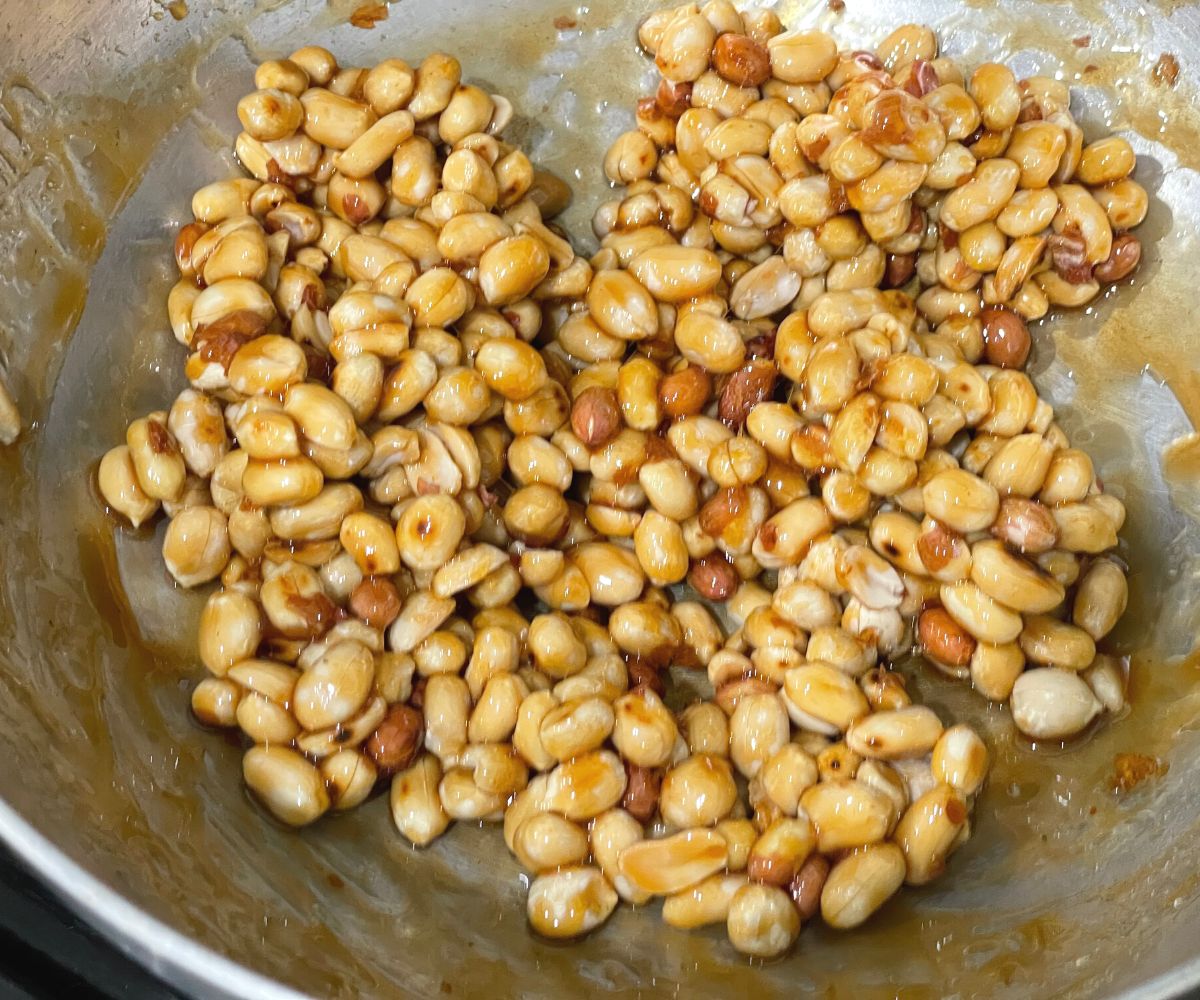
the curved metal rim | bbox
[0,797,308,1000]
[2,783,1199,1000]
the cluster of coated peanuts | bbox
[94,1,1137,962]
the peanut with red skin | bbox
[991,497,1059,553]
[655,79,692,118]
[1094,233,1142,283]
[788,853,830,922]
[571,386,621,447]
[621,763,662,822]
[981,306,1032,369]
[658,366,712,418]
[688,552,738,601]
[365,704,424,775]
[918,607,977,667]
[712,33,771,88]
[719,361,777,429]
[349,576,402,629]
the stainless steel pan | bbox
[1,0,1198,996]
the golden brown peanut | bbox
[663,873,749,929]
[390,754,451,846]
[729,691,790,778]
[163,506,231,587]
[191,677,243,728]
[619,828,729,895]
[544,751,627,821]
[660,754,739,828]
[893,783,968,885]
[931,724,988,796]
[969,641,1025,702]
[820,842,906,929]
[243,747,329,827]
[747,816,817,886]
[513,813,591,873]
[846,706,944,761]
[613,686,679,768]
[800,779,895,853]
[782,663,869,735]
[1019,614,1096,671]
[98,445,161,528]
[726,882,800,958]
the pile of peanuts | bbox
[94,2,1139,959]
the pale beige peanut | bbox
[983,434,1056,498]
[236,691,298,745]
[242,456,324,507]
[1011,667,1102,739]
[422,674,470,761]
[634,510,689,586]
[673,309,746,373]
[318,750,375,813]
[438,762,509,821]
[628,245,723,302]
[300,88,375,149]
[854,759,908,831]
[726,883,800,958]
[513,690,560,771]
[431,544,509,598]
[191,677,243,728]
[681,702,731,758]
[287,46,336,86]
[940,158,1020,231]
[1053,183,1113,264]
[922,468,999,533]
[820,842,906,929]
[618,828,729,895]
[876,23,936,71]
[673,600,723,665]
[1051,500,1120,554]
[333,110,415,177]
[1083,654,1127,714]
[1072,559,1128,640]
[655,11,718,83]
[893,783,969,885]
[243,746,329,827]
[608,600,681,658]
[126,413,187,503]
